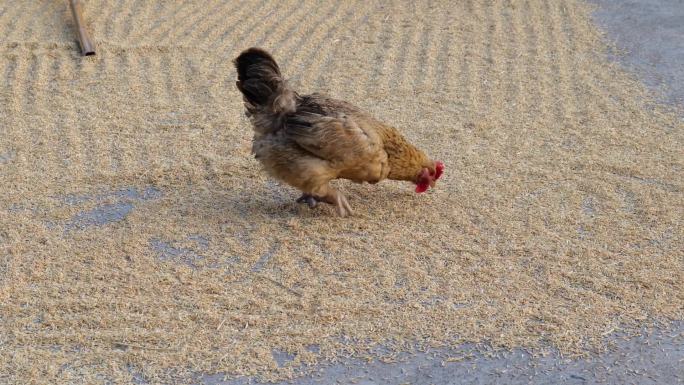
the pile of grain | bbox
[0,0,681,383]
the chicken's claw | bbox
[335,193,353,217]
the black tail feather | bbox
[234,47,296,116]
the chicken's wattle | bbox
[415,183,430,193]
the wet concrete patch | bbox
[150,236,208,268]
[251,243,280,272]
[60,186,162,206]
[149,235,242,269]
[0,151,15,164]
[65,202,135,230]
[271,349,297,368]
[59,186,162,230]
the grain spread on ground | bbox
[0,0,682,383]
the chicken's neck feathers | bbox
[376,124,431,182]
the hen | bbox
[234,47,444,217]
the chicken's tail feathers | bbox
[234,47,296,117]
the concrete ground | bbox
[189,1,684,384]
[591,0,684,107]
[197,325,683,385]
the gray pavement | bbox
[591,0,684,107]
[196,325,682,385]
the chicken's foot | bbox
[296,193,319,208]
[315,188,353,217]
[297,189,353,217]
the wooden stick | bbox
[69,0,95,56]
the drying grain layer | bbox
[0,0,682,383]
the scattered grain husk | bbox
[0,0,682,383]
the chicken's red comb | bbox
[435,161,444,180]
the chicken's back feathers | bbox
[284,94,388,180]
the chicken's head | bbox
[415,161,444,193]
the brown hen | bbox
[234,47,443,217]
